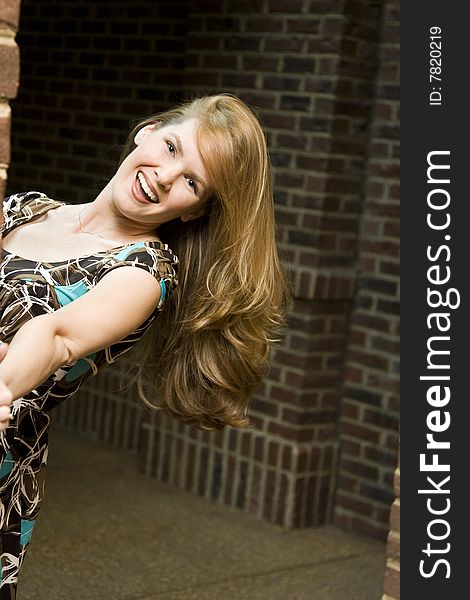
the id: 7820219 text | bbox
[429,26,442,106]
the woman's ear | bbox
[134,124,156,145]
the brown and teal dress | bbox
[0,191,179,598]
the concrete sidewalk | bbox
[19,430,386,600]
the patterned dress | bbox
[0,191,179,598]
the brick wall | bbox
[7,0,190,203]
[0,0,21,204]
[175,0,395,532]
[7,0,399,547]
[335,0,399,540]
[377,0,399,596]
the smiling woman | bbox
[0,93,291,597]
[109,117,211,226]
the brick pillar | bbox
[335,0,399,540]
[382,457,400,599]
[138,0,385,528]
[0,0,21,208]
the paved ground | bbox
[19,430,386,600]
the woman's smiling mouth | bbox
[137,172,159,203]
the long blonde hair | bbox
[122,94,291,429]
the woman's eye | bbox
[167,141,175,154]
[187,178,198,193]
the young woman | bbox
[0,94,290,597]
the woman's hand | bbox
[0,342,12,432]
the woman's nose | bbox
[155,165,177,191]
[155,172,170,191]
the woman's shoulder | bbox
[105,240,179,274]
[3,190,63,210]
[96,241,179,303]
[2,191,64,233]
[111,240,178,262]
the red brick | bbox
[387,532,400,563]
[322,16,344,35]
[389,502,400,533]
[0,105,11,164]
[264,35,305,52]
[0,0,21,30]
[286,18,320,33]
[341,422,380,444]
[383,565,400,598]
[246,17,283,32]
[268,0,306,12]
[0,39,19,98]
[187,34,221,49]
[341,401,359,419]
[336,492,373,517]
[0,171,6,207]
[226,0,264,11]
[202,54,238,70]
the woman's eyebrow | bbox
[169,131,208,194]
[170,132,184,155]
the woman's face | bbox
[110,118,210,227]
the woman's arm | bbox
[0,266,161,430]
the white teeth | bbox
[137,172,158,203]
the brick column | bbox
[382,457,400,599]
[0,0,21,207]
[335,0,399,539]
[139,0,385,528]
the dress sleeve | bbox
[1,192,25,235]
[1,191,63,236]
[94,242,179,309]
